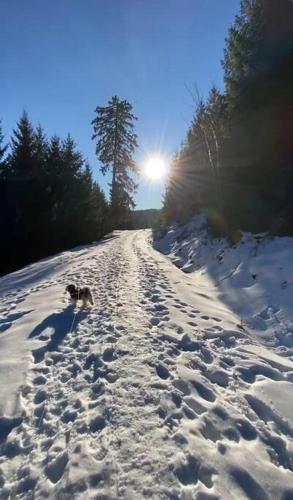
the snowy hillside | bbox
[154,216,293,348]
[0,229,293,498]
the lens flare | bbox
[144,157,166,181]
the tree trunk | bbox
[111,103,119,212]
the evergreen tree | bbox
[34,125,48,177]
[77,163,109,242]
[162,87,228,226]
[0,122,11,272]
[222,0,293,230]
[59,136,88,248]
[224,0,293,109]
[29,125,51,254]
[45,134,108,251]
[0,113,109,276]
[45,135,63,225]
[0,121,8,176]
[10,111,37,178]
[8,112,40,261]
[44,134,80,249]
[62,134,83,177]
[92,96,138,228]
[163,1,293,234]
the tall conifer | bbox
[92,96,138,228]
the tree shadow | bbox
[0,232,118,295]
[0,309,34,334]
[29,305,88,363]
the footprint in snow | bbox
[105,370,119,383]
[102,346,116,362]
[173,454,200,486]
[200,347,214,364]
[33,375,47,385]
[191,380,216,402]
[184,396,207,415]
[156,363,170,380]
[150,317,160,326]
[230,467,270,500]
[45,451,68,483]
[0,416,23,443]
[34,389,47,404]
[207,369,229,388]
[178,334,201,352]
[89,415,106,433]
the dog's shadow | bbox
[29,305,88,363]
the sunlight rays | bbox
[143,157,167,182]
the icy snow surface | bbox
[0,228,292,499]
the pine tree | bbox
[224,0,293,109]
[162,86,228,226]
[77,163,109,241]
[222,0,293,230]
[161,1,293,234]
[0,121,8,176]
[34,125,48,177]
[45,134,108,250]
[92,96,138,228]
[0,114,110,275]
[8,113,51,260]
[8,113,35,255]
[59,137,87,247]
[62,134,83,177]
[10,111,37,178]
[0,121,11,272]
[45,135,63,219]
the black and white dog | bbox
[66,284,94,307]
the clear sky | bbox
[1,0,240,209]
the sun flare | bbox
[144,157,166,181]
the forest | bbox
[162,0,293,237]
[0,113,110,276]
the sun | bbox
[144,157,166,181]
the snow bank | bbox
[154,216,293,349]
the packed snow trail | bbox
[0,230,293,499]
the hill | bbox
[131,208,161,229]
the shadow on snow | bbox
[29,305,88,363]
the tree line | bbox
[0,112,109,275]
[0,97,138,275]
[163,0,293,236]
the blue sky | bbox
[1,0,240,209]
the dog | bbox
[66,284,94,307]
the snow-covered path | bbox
[0,230,293,499]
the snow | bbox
[155,216,293,346]
[0,227,293,498]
